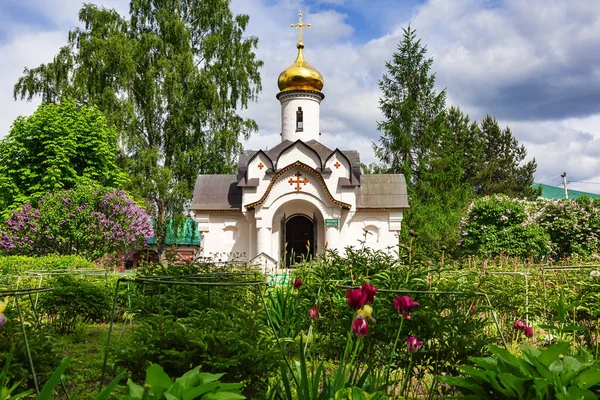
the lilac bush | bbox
[0,185,153,260]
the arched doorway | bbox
[283,214,316,266]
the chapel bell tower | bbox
[277,11,324,143]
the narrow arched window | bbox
[296,107,303,131]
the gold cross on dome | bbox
[290,10,311,43]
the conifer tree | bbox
[478,115,539,199]
[13,0,263,258]
[375,26,446,189]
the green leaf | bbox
[95,370,126,400]
[37,357,71,400]
[497,373,529,396]
[538,343,571,367]
[126,379,146,398]
[145,364,173,397]
[574,368,600,389]
[201,393,246,400]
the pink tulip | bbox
[293,279,302,288]
[0,313,6,327]
[406,336,422,353]
[524,326,534,338]
[361,283,378,304]
[309,305,320,320]
[347,288,366,310]
[394,296,420,315]
[470,305,476,311]
[513,320,525,330]
[404,314,411,320]
[352,316,369,337]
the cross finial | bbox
[290,10,311,43]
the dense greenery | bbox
[0,99,125,219]
[0,185,153,260]
[374,27,539,256]
[459,195,600,259]
[14,0,263,258]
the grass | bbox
[53,322,132,398]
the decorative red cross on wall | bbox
[258,162,264,170]
[288,172,309,191]
[334,161,341,169]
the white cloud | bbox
[2,0,600,194]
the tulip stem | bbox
[400,354,414,397]
[384,316,404,393]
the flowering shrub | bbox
[458,195,551,259]
[0,185,153,260]
[537,197,600,258]
[459,195,600,259]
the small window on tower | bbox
[296,107,303,131]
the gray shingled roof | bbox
[191,175,241,210]
[357,174,409,209]
[238,139,361,186]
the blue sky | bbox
[1,0,600,194]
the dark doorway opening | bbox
[285,214,314,266]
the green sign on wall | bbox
[325,218,339,227]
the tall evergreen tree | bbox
[478,115,539,199]
[13,0,263,258]
[375,26,446,189]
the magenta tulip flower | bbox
[293,279,302,288]
[361,283,378,304]
[394,296,420,315]
[309,305,320,320]
[513,320,525,330]
[524,326,534,338]
[470,305,476,312]
[406,336,422,353]
[0,313,6,327]
[352,316,369,337]
[347,288,366,310]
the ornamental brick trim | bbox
[244,161,351,210]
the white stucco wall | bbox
[197,213,250,262]
[279,92,322,142]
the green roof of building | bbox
[534,183,600,200]
[146,218,200,246]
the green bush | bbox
[458,195,551,260]
[438,342,600,399]
[37,275,111,334]
[0,255,95,275]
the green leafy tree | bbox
[478,115,539,199]
[0,99,125,218]
[13,0,263,258]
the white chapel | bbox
[190,12,409,271]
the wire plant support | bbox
[98,272,269,392]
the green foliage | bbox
[0,255,94,275]
[14,0,263,257]
[117,267,277,397]
[375,25,446,187]
[0,307,59,391]
[0,351,33,399]
[478,115,539,199]
[458,195,551,259]
[538,197,600,258]
[117,364,245,400]
[0,185,153,259]
[0,99,125,217]
[37,275,111,334]
[438,343,600,399]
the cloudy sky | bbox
[1,0,600,193]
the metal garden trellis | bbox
[98,272,270,392]
[0,285,53,395]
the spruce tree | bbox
[478,115,539,199]
[375,26,446,189]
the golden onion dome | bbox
[277,42,324,93]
